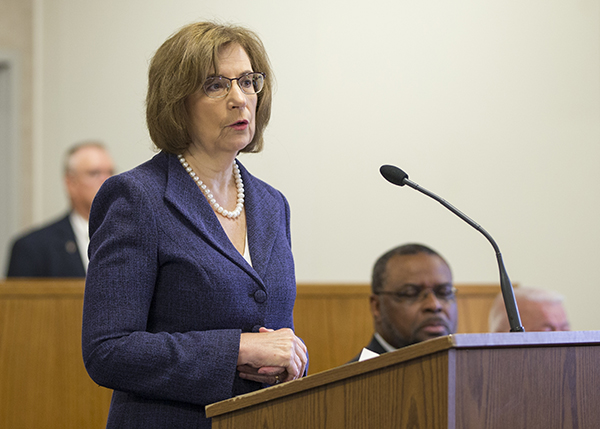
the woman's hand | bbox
[237,327,307,385]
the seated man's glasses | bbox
[376,284,457,304]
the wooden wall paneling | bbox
[454,284,503,334]
[293,284,373,375]
[0,280,111,429]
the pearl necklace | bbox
[178,154,245,219]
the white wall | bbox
[0,53,22,277]
[34,0,600,330]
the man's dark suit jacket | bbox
[6,214,86,277]
[348,335,389,363]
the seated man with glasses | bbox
[349,243,458,362]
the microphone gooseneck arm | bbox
[380,165,524,332]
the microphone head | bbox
[380,165,409,186]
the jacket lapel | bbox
[163,153,271,288]
[239,161,282,284]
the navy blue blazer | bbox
[82,152,297,428]
[6,213,85,277]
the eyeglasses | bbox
[202,72,266,99]
[376,284,457,304]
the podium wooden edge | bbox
[205,331,600,419]
[206,335,455,418]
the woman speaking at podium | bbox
[82,21,307,428]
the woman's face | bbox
[186,43,258,157]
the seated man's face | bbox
[518,300,570,332]
[371,253,458,348]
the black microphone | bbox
[380,164,524,333]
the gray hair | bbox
[488,287,565,332]
[64,140,107,175]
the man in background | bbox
[488,287,570,332]
[6,141,114,277]
[349,243,458,362]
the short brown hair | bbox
[146,21,273,154]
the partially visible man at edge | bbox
[6,141,114,277]
[349,243,458,362]
[488,287,570,332]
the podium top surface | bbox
[205,331,600,418]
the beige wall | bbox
[2,1,600,331]
[0,0,34,275]
[0,0,33,226]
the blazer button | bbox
[253,289,267,303]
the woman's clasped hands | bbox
[237,327,308,385]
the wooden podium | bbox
[206,331,600,429]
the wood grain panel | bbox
[211,352,451,429]
[454,345,600,428]
[0,280,111,429]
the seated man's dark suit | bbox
[348,335,388,363]
[6,213,86,277]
